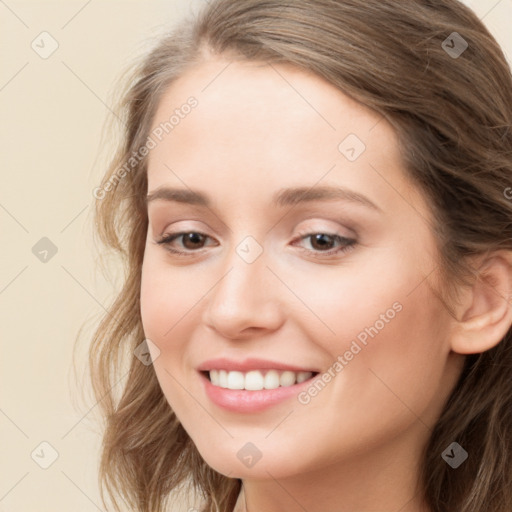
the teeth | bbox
[296,371,311,383]
[245,370,264,390]
[208,369,314,390]
[264,370,280,390]
[280,371,296,387]
[227,371,245,389]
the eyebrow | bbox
[146,185,382,212]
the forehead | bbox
[149,56,387,152]
[146,57,420,216]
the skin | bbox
[139,55,490,512]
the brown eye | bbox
[292,232,357,259]
[179,232,207,250]
[308,233,337,251]
[156,231,216,257]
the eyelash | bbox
[155,230,356,259]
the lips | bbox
[197,357,319,373]
[197,357,320,412]
[200,372,319,412]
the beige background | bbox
[1,1,511,511]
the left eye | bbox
[155,231,356,258]
[292,232,357,257]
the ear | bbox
[450,251,512,355]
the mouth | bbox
[201,369,320,391]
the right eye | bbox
[156,231,218,257]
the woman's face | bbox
[140,56,464,481]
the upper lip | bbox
[197,357,319,373]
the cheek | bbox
[325,279,449,431]
[283,253,421,356]
[139,256,198,410]
[296,252,450,413]
[140,252,200,339]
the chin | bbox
[193,439,308,480]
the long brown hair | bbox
[86,1,512,510]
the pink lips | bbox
[197,357,319,413]
[197,357,318,373]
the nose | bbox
[201,245,285,340]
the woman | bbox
[88,1,512,511]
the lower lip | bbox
[200,372,317,412]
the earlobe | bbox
[450,251,512,355]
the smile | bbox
[199,370,320,413]
[206,369,317,390]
